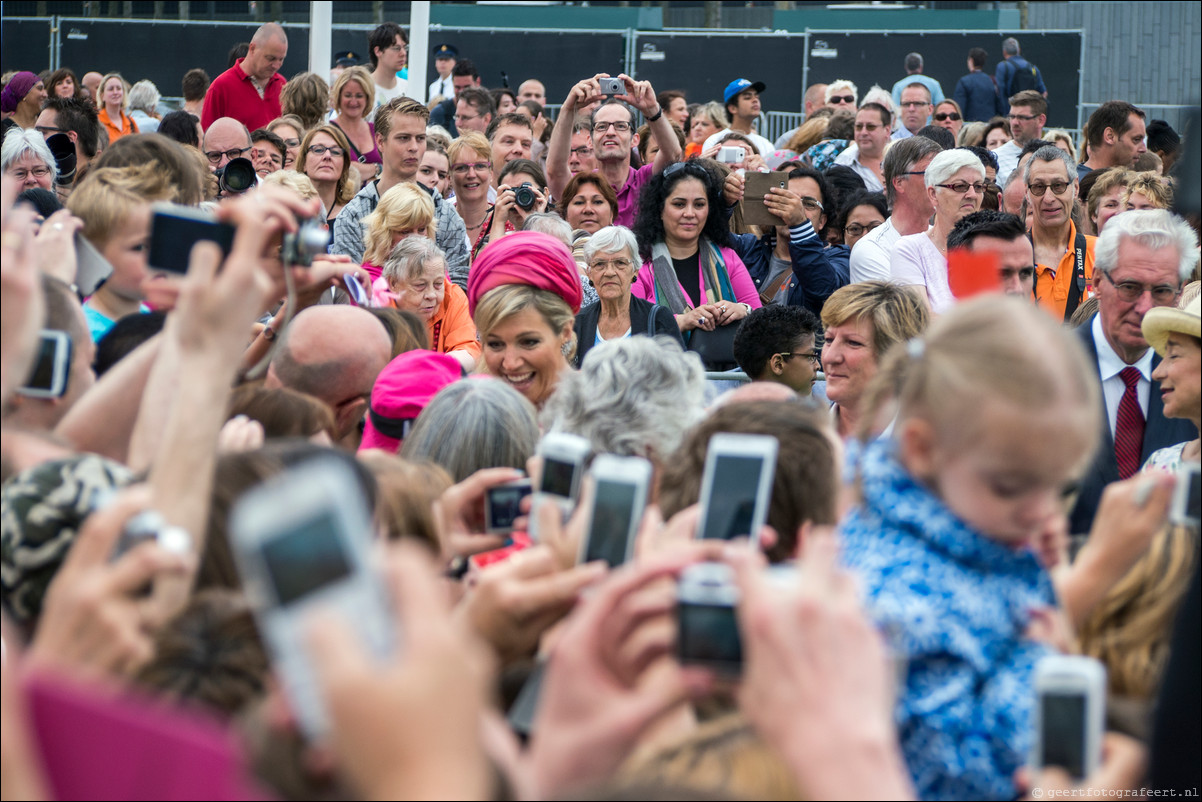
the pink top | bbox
[890,230,954,314]
[615,163,655,228]
[631,245,763,310]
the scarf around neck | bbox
[649,237,735,314]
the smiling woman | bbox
[330,66,381,186]
[468,232,583,408]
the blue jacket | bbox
[953,70,1002,122]
[841,438,1056,801]
[727,221,849,315]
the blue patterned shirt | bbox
[840,438,1056,801]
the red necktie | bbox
[1114,366,1145,479]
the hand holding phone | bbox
[696,433,778,545]
[148,204,236,275]
[18,329,71,399]
[230,457,396,738]
[530,432,591,541]
[579,455,652,568]
[1031,655,1106,780]
[676,562,742,675]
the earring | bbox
[561,341,572,356]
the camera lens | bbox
[514,182,536,210]
[219,157,257,194]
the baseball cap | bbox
[360,350,465,453]
[724,79,766,106]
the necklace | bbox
[463,211,488,231]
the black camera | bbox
[215,157,257,196]
[45,133,77,185]
[513,182,537,211]
[281,217,330,267]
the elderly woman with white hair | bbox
[2,128,58,193]
[889,147,985,313]
[127,80,162,134]
[572,225,683,367]
[542,335,705,470]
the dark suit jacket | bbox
[573,295,684,368]
[1069,316,1197,534]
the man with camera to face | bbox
[546,73,681,227]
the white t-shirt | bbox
[849,216,899,284]
[993,140,1023,187]
[375,80,408,107]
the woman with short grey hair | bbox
[2,128,58,192]
[401,377,540,483]
[890,147,985,312]
[573,225,683,366]
[541,335,705,465]
[127,80,162,134]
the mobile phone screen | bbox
[149,210,236,274]
[1040,692,1087,777]
[487,482,532,532]
[584,478,638,567]
[541,457,578,498]
[261,511,353,606]
[700,455,765,540]
[23,334,63,393]
[678,602,742,668]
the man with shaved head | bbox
[202,22,288,131]
[201,117,252,174]
[265,305,393,449]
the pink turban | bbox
[467,231,583,316]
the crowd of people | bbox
[1,18,1199,801]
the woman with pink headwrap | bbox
[467,231,583,408]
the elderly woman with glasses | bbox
[572,225,684,367]
[2,128,58,193]
[631,160,760,348]
[890,148,985,313]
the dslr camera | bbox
[513,182,538,211]
[215,157,257,196]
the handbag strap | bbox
[647,304,662,337]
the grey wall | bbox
[1023,0,1201,132]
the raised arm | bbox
[546,74,606,199]
[618,74,681,173]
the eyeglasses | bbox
[854,122,882,132]
[34,125,64,136]
[588,258,633,273]
[592,121,632,133]
[844,221,883,237]
[1027,180,1071,197]
[937,181,985,194]
[204,146,251,164]
[800,197,824,213]
[570,145,594,157]
[828,95,855,105]
[778,351,821,365]
[1008,113,1038,122]
[934,112,961,122]
[280,138,301,148]
[454,112,480,123]
[386,44,408,53]
[1100,271,1180,305]
[308,144,345,157]
[451,161,491,175]
[7,166,52,180]
[901,170,927,177]
[900,101,931,109]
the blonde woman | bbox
[329,66,381,185]
[98,72,138,143]
[363,182,436,282]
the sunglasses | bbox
[663,161,710,183]
[934,112,961,122]
[829,95,855,105]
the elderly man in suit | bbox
[1069,209,1198,535]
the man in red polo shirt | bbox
[201,23,288,132]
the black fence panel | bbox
[630,32,809,112]
[0,18,56,74]
[419,27,628,105]
[805,30,1081,129]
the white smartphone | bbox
[676,562,742,675]
[1171,462,1200,529]
[73,232,112,296]
[695,433,778,544]
[536,430,591,517]
[1031,655,1107,780]
[717,146,744,164]
[229,457,396,739]
[578,454,652,568]
[18,329,72,399]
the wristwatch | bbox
[645,106,663,124]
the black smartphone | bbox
[148,203,236,275]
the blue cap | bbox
[433,43,458,59]
[724,78,766,105]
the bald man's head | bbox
[266,306,392,440]
[202,117,252,170]
[244,23,288,84]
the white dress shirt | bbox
[1091,313,1153,438]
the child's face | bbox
[900,397,1093,548]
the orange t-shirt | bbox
[1033,221,1096,321]
[428,282,480,360]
